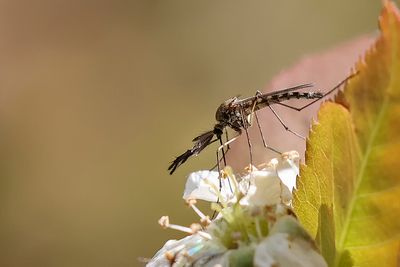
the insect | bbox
[168,73,357,175]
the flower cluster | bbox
[147,151,327,267]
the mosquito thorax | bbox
[218,97,243,122]
[215,97,236,122]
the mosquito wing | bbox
[263,83,314,97]
[235,83,314,107]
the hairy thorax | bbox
[215,97,250,132]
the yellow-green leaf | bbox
[293,1,400,266]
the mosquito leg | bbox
[218,136,233,193]
[219,137,227,167]
[217,136,239,153]
[244,126,253,165]
[225,130,230,150]
[214,136,239,171]
[212,144,222,220]
[216,148,222,190]
[215,135,239,173]
[253,111,266,148]
[215,135,239,171]
[215,137,226,192]
[275,97,323,111]
[209,145,230,171]
[239,106,253,168]
[254,111,282,154]
[251,91,282,154]
[268,105,306,140]
[211,208,218,220]
[213,135,239,217]
[209,129,231,171]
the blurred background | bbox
[0,1,388,266]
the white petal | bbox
[183,170,233,202]
[277,152,299,192]
[254,233,328,267]
[243,170,292,206]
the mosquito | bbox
[168,73,357,175]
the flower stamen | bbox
[187,199,208,221]
[158,216,212,240]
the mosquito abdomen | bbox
[254,91,323,111]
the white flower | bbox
[147,151,327,267]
